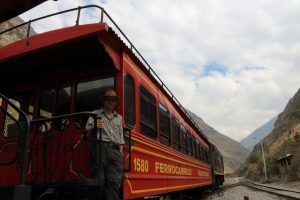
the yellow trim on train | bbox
[131,136,209,170]
[132,146,208,170]
[126,178,211,194]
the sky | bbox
[20,0,300,142]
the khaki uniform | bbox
[86,108,124,200]
[86,108,125,145]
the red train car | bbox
[0,5,224,200]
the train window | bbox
[181,126,187,154]
[207,148,211,164]
[204,147,207,163]
[3,92,36,137]
[196,140,200,160]
[199,144,202,161]
[53,84,72,131]
[39,88,55,118]
[172,117,180,151]
[75,76,114,112]
[39,88,55,132]
[192,136,196,158]
[159,103,171,146]
[140,86,157,139]
[55,84,71,116]
[198,142,202,161]
[203,147,206,163]
[10,92,36,120]
[124,74,136,128]
[187,132,192,156]
[204,148,209,164]
[201,146,205,162]
[221,156,224,170]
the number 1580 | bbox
[133,158,149,173]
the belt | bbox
[102,141,119,150]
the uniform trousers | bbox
[99,144,123,200]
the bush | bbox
[267,163,280,176]
[236,162,247,176]
[287,163,298,181]
[247,152,260,164]
[294,132,300,143]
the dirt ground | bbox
[223,177,243,185]
[224,176,300,192]
[264,180,300,191]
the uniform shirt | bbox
[86,108,125,145]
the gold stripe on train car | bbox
[125,176,211,194]
[131,136,209,170]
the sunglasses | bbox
[104,97,118,102]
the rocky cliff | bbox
[188,110,250,174]
[0,16,35,47]
[246,88,300,181]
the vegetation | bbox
[267,163,280,176]
[287,162,299,181]
[246,152,259,164]
[244,89,300,182]
[235,162,246,177]
[294,131,300,143]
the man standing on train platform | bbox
[86,89,125,200]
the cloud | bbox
[20,0,300,141]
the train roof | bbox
[0,5,211,146]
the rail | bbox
[29,112,132,182]
[31,111,97,124]
[123,127,132,173]
[0,5,207,141]
[204,178,300,199]
[203,181,242,198]
[243,179,300,199]
[29,112,98,183]
[0,94,31,185]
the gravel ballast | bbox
[203,185,288,200]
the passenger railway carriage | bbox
[0,5,224,200]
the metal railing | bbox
[0,5,207,140]
[30,112,98,182]
[29,112,132,182]
[0,94,31,185]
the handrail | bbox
[31,111,97,124]
[0,94,31,185]
[0,5,207,141]
[123,127,132,173]
[30,111,101,182]
[0,104,24,165]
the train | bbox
[0,5,224,200]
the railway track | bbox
[202,179,300,200]
[218,182,243,190]
[203,181,243,198]
[243,179,300,200]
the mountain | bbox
[245,88,300,180]
[0,16,35,47]
[187,110,250,174]
[240,117,277,151]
